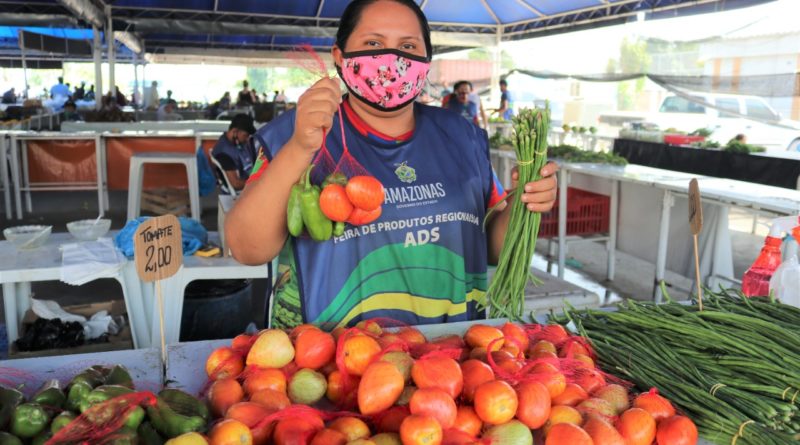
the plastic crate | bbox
[538,187,610,238]
[663,134,705,146]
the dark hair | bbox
[499,79,508,86]
[336,0,432,58]
[453,80,472,91]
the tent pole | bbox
[106,4,115,99]
[18,31,29,99]
[93,25,103,110]
[490,27,502,111]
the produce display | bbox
[564,289,800,445]
[199,320,697,445]
[547,145,628,166]
[0,364,208,444]
[484,107,550,320]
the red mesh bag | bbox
[46,392,157,445]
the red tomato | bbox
[346,176,384,211]
[320,184,354,222]
[347,206,382,226]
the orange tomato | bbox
[358,361,405,415]
[328,417,371,442]
[544,423,593,445]
[453,406,482,437]
[342,334,382,376]
[551,383,589,407]
[515,380,551,429]
[206,347,245,380]
[616,408,656,445]
[249,388,290,411]
[225,402,273,445]
[356,319,384,336]
[543,405,583,436]
[231,334,254,355]
[409,388,457,429]
[473,380,518,425]
[531,363,567,398]
[501,322,530,354]
[583,414,625,445]
[558,340,590,358]
[464,324,504,351]
[656,415,698,445]
[574,368,606,395]
[290,323,319,341]
[309,428,348,445]
[208,378,245,418]
[243,367,287,395]
[399,415,442,445]
[294,329,336,370]
[460,359,495,403]
[535,324,569,344]
[209,419,253,445]
[326,370,358,406]
[273,416,325,445]
[528,340,557,357]
[375,406,410,433]
[411,357,463,398]
[396,327,427,345]
[633,388,676,421]
[346,176,385,211]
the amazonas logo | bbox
[394,161,416,184]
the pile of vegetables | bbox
[0,364,208,444]
[548,144,628,166]
[562,289,800,445]
[287,166,384,242]
[200,319,697,444]
[484,107,550,320]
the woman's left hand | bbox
[511,161,558,213]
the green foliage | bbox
[689,127,713,137]
[488,130,514,148]
[467,48,515,70]
[548,144,628,165]
[724,140,766,154]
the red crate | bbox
[663,134,706,146]
[538,187,610,238]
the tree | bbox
[607,37,651,111]
[467,48,515,70]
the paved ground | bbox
[0,190,768,341]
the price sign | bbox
[134,215,183,282]
[688,179,703,235]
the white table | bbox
[557,163,800,300]
[0,133,13,219]
[0,233,144,349]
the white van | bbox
[651,93,800,151]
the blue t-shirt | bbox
[50,83,70,98]
[211,134,255,181]
[501,91,515,120]
[253,104,500,329]
[445,98,479,125]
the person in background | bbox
[50,77,70,99]
[220,92,232,110]
[272,90,280,102]
[493,78,514,121]
[470,90,488,128]
[275,90,288,103]
[147,81,160,109]
[115,86,128,106]
[62,101,81,121]
[85,84,96,101]
[73,81,86,100]
[160,89,176,106]
[237,80,257,107]
[211,114,258,191]
[733,134,747,144]
[2,87,16,104]
[157,101,183,121]
[439,82,451,105]
[445,80,480,126]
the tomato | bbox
[656,415,698,445]
[409,388,457,429]
[460,359,495,403]
[342,334,382,376]
[633,388,676,421]
[225,402,274,445]
[473,380,518,425]
[616,408,656,445]
[346,176,384,211]
[464,325,504,351]
[294,329,336,370]
[583,414,625,445]
[411,357,463,398]
[452,406,482,437]
[545,423,593,445]
[515,381,551,429]
[375,406,410,433]
[346,206,382,226]
[310,428,348,445]
[500,323,530,354]
[358,361,405,415]
[551,383,588,407]
[320,184,354,222]
[328,417,371,442]
[399,415,442,445]
[273,416,325,445]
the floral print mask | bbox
[337,49,431,112]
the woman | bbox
[226,0,557,329]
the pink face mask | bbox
[337,49,431,111]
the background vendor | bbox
[211,114,258,191]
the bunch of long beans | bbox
[484,107,550,319]
[560,289,800,445]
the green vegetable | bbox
[104,365,134,389]
[30,430,51,445]
[66,368,105,411]
[146,395,206,438]
[724,140,766,154]
[0,432,22,445]
[10,403,49,439]
[299,165,332,241]
[322,172,348,187]
[105,426,138,445]
[561,289,800,445]
[333,221,345,236]
[31,379,65,409]
[137,421,165,445]
[50,411,76,434]
[0,387,24,431]
[158,389,209,422]
[548,144,627,166]
[482,106,550,319]
[287,180,305,237]
[81,386,145,429]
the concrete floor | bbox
[0,190,769,342]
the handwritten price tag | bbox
[134,215,183,282]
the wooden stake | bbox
[156,280,167,365]
[688,179,704,310]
